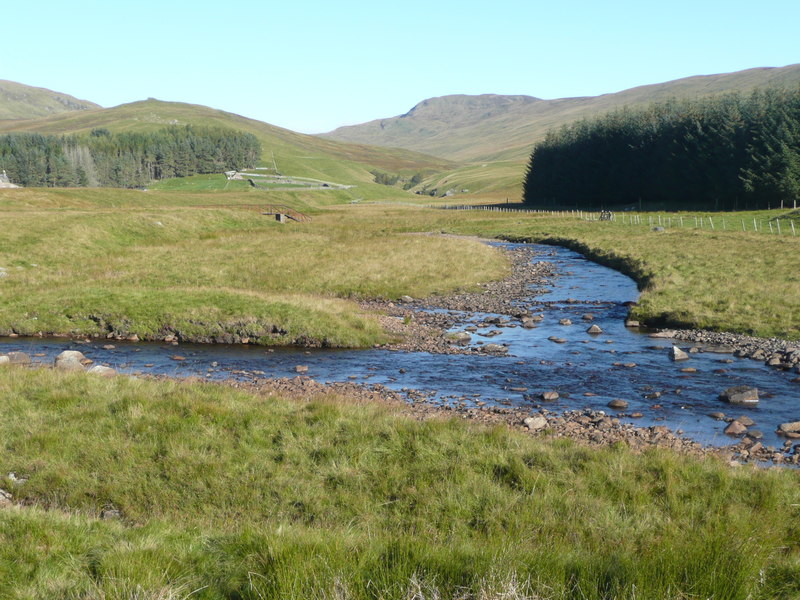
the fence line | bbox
[427,204,798,236]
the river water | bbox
[2,243,798,449]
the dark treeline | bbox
[0,126,261,188]
[523,87,800,211]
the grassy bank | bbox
[1,367,799,599]
[0,189,507,346]
[436,208,800,339]
[2,186,798,343]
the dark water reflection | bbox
[2,244,798,450]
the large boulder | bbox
[483,343,508,355]
[720,386,759,405]
[669,346,689,361]
[724,421,748,436]
[778,421,800,434]
[54,350,86,371]
[523,415,548,431]
[449,332,472,346]
[88,365,117,377]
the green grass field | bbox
[2,187,799,342]
[1,367,798,600]
[0,188,507,346]
[2,186,800,598]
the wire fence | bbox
[430,204,799,236]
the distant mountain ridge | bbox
[0,80,100,120]
[322,64,800,162]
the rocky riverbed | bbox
[667,328,800,375]
[362,245,559,355]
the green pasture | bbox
[0,368,798,599]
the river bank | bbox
[2,241,799,466]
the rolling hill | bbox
[0,80,100,120]
[0,98,454,193]
[322,64,800,163]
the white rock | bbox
[88,365,117,377]
[54,350,86,371]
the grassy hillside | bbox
[0,99,454,192]
[323,64,800,163]
[0,80,100,120]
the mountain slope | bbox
[322,64,800,162]
[0,80,100,120]
[0,98,454,187]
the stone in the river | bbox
[608,399,628,410]
[724,421,748,436]
[398,295,414,303]
[582,314,595,321]
[669,346,689,361]
[541,391,559,402]
[295,365,309,373]
[54,350,86,371]
[746,429,764,440]
[559,318,572,326]
[649,330,677,338]
[708,412,726,420]
[681,367,697,373]
[587,324,603,334]
[450,332,472,346]
[778,421,800,434]
[523,415,548,431]
[720,386,759,405]
[625,320,640,328]
[736,415,756,427]
[483,343,508,354]
[521,319,537,329]
[88,365,117,377]
[5,352,31,365]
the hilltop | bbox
[322,64,800,162]
[0,80,100,120]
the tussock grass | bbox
[0,367,799,599]
[1,186,797,340]
[0,190,506,346]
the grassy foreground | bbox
[1,367,799,599]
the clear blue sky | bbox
[2,0,798,133]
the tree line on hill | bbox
[523,87,800,211]
[0,126,261,188]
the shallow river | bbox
[2,243,798,449]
